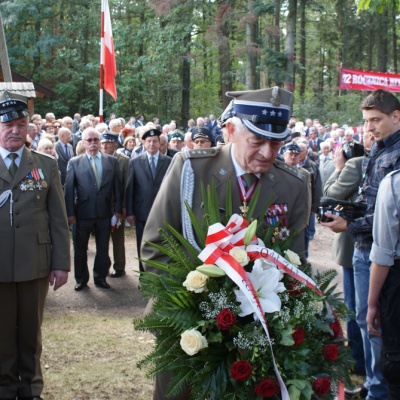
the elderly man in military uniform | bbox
[0,93,70,400]
[100,131,130,277]
[191,127,213,149]
[168,131,185,151]
[141,87,311,400]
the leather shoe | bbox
[94,279,110,289]
[74,282,87,291]
[345,385,367,399]
[110,270,126,278]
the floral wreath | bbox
[134,183,352,399]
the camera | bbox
[342,141,364,160]
[318,197,367,223]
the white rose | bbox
[183,271,208,293]
[284,249,301,266]
[180,329,208,356]
[229,247,250,267]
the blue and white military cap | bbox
[226,87,293,141]
[283,142,300,154]
[0,91,30,123]
[100,131,119,143]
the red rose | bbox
[329,318,343,339]
[288,281,302,296]
[230,361,252,381]
[254,378,279,397]
[323,344,339,362]
[313,377,331,397]
[292,327,305,347]
[216,308,237,331]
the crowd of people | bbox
[0,87,399,400]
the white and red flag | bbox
[100,0,117,101]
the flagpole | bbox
[99,0,105,122]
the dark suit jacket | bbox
[55,141,73,186]
[71,131,82,155]
[64,152,122,220]
[0,148,70,282]
[309,137,323,152]
[166,148,178,158]
[126,152,171,221]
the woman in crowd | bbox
[117,135,136,157]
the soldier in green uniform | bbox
[0,92,70,400]
[141,87,311,400]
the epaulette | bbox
[31,149,55,159]
[273,159,305,181]
[182,147,220,160]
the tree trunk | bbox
[392,4,397,72]
[180,32,191,129]
[245,0,258,90]
[216,1,233,109]
[376,10,388,71]
[299,0,306,97]
[284,0,297,92]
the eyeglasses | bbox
[84,138,100,143]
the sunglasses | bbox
[54,125,61,128]
[84,138,100,143]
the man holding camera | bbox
[322,89,400,400]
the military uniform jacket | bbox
[142,143,311,270]
[115,152,129,209]
[0,147,70,282]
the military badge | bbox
[264,203,288,226]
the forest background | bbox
[0,0,396,129]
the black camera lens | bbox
[319,207,334,223]
[341,141,364,160]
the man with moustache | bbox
[141,87,311,400]
[0,92,70,400]
[64,127,122,290]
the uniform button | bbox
[15,224,20,228]
[15,211,19,215]
[14,198,19,202]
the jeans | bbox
[353,247,388,399]
[304,214,316,258]
[342,266,365,374]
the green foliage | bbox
[133,183,353,399]
[2,0,400,123]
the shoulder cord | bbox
[0,190,13,226]
[180,158,202,253]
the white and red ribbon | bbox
[197,214,338,400]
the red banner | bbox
[340,68,400,92]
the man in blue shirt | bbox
[322,89,400,400]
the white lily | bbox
[235,263,285,320]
